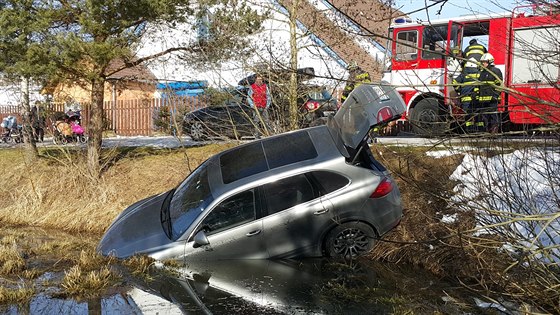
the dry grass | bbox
[370,142,560,314]
[0,143,236,235]
[0,142,237,304]
[122,255,157,279]
[59,248,121,298]
[370,144,510,268]
[0,225,122,303]
[61,265,117,298]
[0,243,25,275]
[0,284,35,305]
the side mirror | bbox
[193,230,210,248]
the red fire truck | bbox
[383,3,560,135]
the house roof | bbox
[106,58,157,82]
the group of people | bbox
[452,39,503,134]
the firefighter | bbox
[453,58,480,133]
[463,39,487,62]
[341,61,371,103]
[477,53,503,133]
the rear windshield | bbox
[220,131,318,184]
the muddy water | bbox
[1,227,495,314]
[2,261,497,314]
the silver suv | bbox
[98,83,405,260]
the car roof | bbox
[190,82,406,197]
[204,126,341,197]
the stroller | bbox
[52,110,87,145]
[1,116,23,144]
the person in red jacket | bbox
[248,74,271,138]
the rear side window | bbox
[262,174,317,215]
[263,132,318,169]
[310,171,349,194]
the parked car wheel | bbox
[325,222,375,259]
[189,121,207,141]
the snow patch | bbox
[449,148,560,264]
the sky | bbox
[395,0,520,20]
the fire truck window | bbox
[512,27,560,84]
[422,25,447,60]
[395,31,418,61]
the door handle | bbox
[246,230,262,237]
[314,209,329,215]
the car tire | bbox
[325,222,376,259]
[189,121,206,141]
[409,98,448,136]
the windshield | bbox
[167,162,214,240]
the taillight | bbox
[370,178,393,198]
[305,101,320,111]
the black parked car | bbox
[182,102,255,141]
[299,84,338,127]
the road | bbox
[0,135,200,149]
[0,133,553,150]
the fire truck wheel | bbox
[410,98,448,136]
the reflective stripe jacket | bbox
[453,67,480,103]
[478,65,503,102]
[463,44,487,62]
[342,71,371,102]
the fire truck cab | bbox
[383,4,560,135]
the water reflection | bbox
[137,258,482,314]
[2,259,493,314]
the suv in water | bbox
[99,83,406,260]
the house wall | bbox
[52,80,156,105]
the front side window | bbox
[395,30,418,61]
[200,189,256,235]
[262,174,317,215]
[422,25,447,60]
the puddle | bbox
[2,258,497,314]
